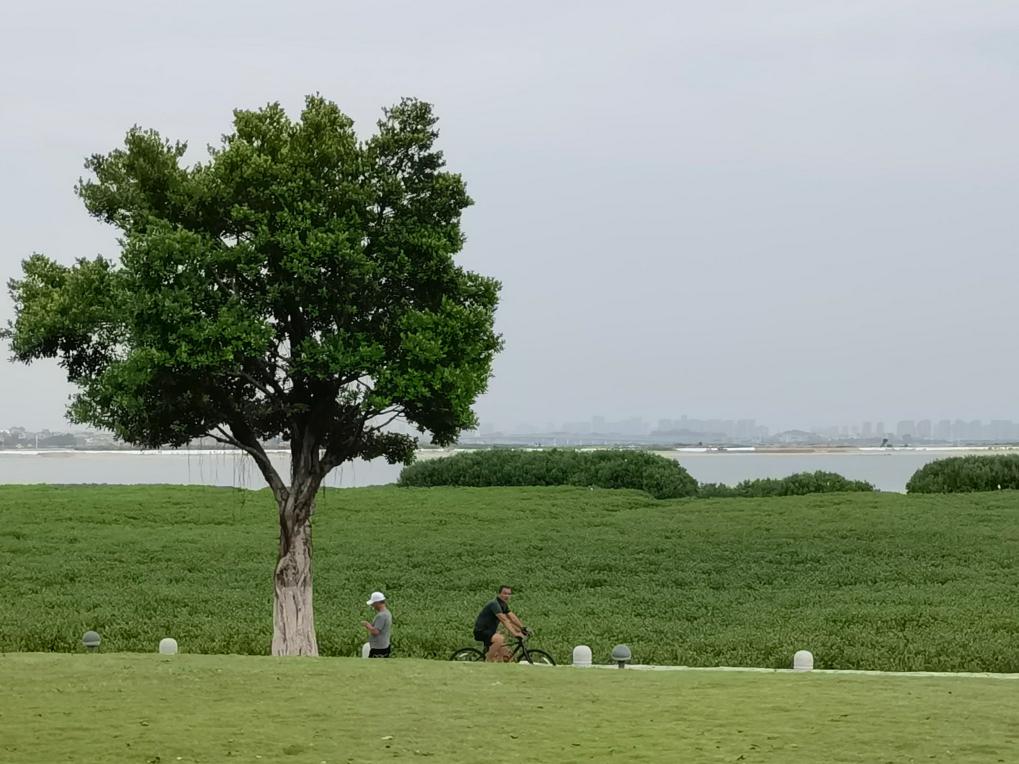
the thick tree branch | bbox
[232,368,283,400]
[318,402,393,474]
[255,359,288,398]
[366,409,402,433]
[319,436,357,474]
[209,423,288,502]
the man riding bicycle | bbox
[473,585,527,662]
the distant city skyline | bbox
[471,413,1019,442]
[8,411,1019,449]
[9,407,1019,443]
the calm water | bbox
[662,450,994,492]
[0,448,1006,492]
[0,450,399,490]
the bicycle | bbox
[450,632,556,665]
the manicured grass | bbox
[5,651,1019,764]
[1,654,1017,764]
[1,485,1018,670]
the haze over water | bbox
[0,449,1000,493]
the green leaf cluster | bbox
[698,471,875,498]
[906,454,1019,493]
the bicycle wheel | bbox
[450,647,485,662]
[517,649,556,665]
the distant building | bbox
[988,420,1018,443]
[773,429,818,445]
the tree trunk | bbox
[271,492,318,656]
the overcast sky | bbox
[1,1,1017,432]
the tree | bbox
[3,95,502,655]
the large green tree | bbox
[3,96,502,655]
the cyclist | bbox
[473,585,527,662]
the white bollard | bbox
[158,637,178,655]
[793,650,814,671]
[572,645,593,667]
[361,642,371,659]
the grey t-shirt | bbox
[369,609,392,650]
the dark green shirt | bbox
[474,598,509,635]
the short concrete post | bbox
[82,631,100,652]
[361,642,371,659]
[793,650,814,671]
[572,645,593,667]
[158,637,178,655]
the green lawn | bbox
[1,485,1018,670]
[1,654,1015,763]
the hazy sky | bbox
[1,1,1017,432]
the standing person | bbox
[361,591,392,658]
[473,585,526,662]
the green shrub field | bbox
[1,485,1017,671]
[698,471,875,498]
[907,453,1019,493]
[398,448,699,499]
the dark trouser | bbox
[473,630,495,653]
[368,646,391,658]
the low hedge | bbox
[698,471,875,498]
[906,454,1019,493]
[399,452,875,500]
[398,449,699,499]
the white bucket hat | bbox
[366,591,386,605]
